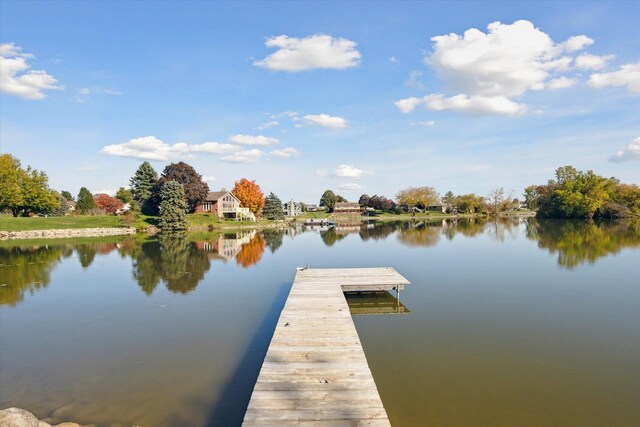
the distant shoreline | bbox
[0,212,539,241]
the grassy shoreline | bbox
[1,210,537,235]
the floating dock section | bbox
[243,267,410,426]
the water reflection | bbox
[528,219,640,269]
[2,219,639,306]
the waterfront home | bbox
[284,200,302,216]
[427,202,446,213]
[305,204,319,211]
[195,189,256,221]
[333,202,363,215]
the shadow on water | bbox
[204,281,291,427]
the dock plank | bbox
[242,267,410,426]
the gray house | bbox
[284,200,302,216]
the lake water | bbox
[1,218,639,426]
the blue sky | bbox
[1,1,638,203]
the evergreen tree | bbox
[61,191,74,201]
[159,162,209,213]
[263,192,284,220]
[76,187,96,213]
[130,161,158,213]
[159,181,187,231]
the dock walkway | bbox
[242,267,410,426]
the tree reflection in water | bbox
[235,233,266,268]
[2,219,639,305]
[528,219,640,269]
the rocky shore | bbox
[0,408,87,427]
[0,227,136,240]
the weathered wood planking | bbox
[242,267,410,426]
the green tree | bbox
[130,161,158,213]
[159,162,209,213]
[60,190,74,202]
[536,166,616,219]
[115,187,133,203]
[0,154,59,216]
[76,187,96,213]
[396,186,439,212]
[263,192,284,220]
[159,181,187,231]
[359,194,370,207]
[0,154,24,215]
[320,190,337,212]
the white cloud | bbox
[547,77,577,90]
[575,53,615,70]
[404,70,425,90]
[396,94,526,116]
[228,134,279,146]
[395,97,423,114]
[101,136,241,161]
[333,164,369,179]
[303,114,347,129]
[427,20,584,98]
[401,20,603,116]
[269,147,300,158]
[221,149,263,164]
[202,176,216,183]
[559,35,594,52]
[389,56,398,63]
[270,110,299,119]
[0,42,63,100]
[254,34,361,72]
[609,137,640,163]
[588,62,640,94]
[337,183,362,191]
[257,120,279,130]
[188,142,241,154]
[74,86,123,103]
[412,120,435,126]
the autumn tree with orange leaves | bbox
[232,178,265,217]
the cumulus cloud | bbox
[398,20,607,116]
[333,164,369,179]
[395,97,423,114]
[575,53,615,70]
[426,20,588,97]
[588,62,640,94]
[0,42,63,100]
[221,149,263,164]
[337,183,362,191]
[303,114,347,129]
[558,35,594,52]
[396,94,526,116]
[101,136,241,161]
[547,77,577,90]
[254,34,361,72]
[269,147,300,158]
[609,137,640,163]
[228,134,279,146]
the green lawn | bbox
[0,215,126,231]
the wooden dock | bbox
[242,267,410,426]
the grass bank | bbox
[0,215,125,231]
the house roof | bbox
[205,190,238,202]
[335,202,361,208]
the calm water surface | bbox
[1,218,639,426]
